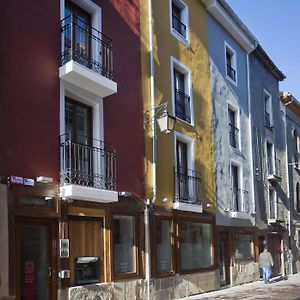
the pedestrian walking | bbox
[259,246,274,284]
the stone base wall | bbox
[231,261,259,286]
[59,271,218,300]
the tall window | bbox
[269,188,277,219]
[296,183,300,213]
[293,130,300,169]
[171,0,188,41]
[228,107,239,148]
[264,91,273,128]
[179,222,213,271]
[113,215,136,275]
[234,234,253,259]
[176,140,189,201]
[266,142,274,175]
[225,43,237,84]
[231,164,241,211]
[174,68,191,123]
[155,219,173,274]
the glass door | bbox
[16,221,54,300]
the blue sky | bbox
[226,0,300,100]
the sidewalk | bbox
[181,274,300,300]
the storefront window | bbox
[113,215,136,275]
[179,222,213,271]
[156,219,173,274]
[234,233,253,258]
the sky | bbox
[226,0,300,100]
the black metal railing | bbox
[265,111,271,128]
[60,132,116,190]
[175,89,191,123]
[267,156,281,178]
[229,123,239,148]
[60,15,113,79]
[231,187,249,212]
[172,15,187,38]
[174,166,201,205]
[226,64,236,81]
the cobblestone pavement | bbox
[182,274,300,300]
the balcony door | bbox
[65,98,93,185]
[231,164,240,211]
[64,1,91,67]
[176,140,189,202]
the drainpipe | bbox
[246,54,256,224]
[282,101,293,275]
[146,0,154,299]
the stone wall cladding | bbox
[231,261,259,286]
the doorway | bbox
[16,219,56,300]
[219,232,230,286]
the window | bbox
[234,234,253,259]
[155,218,173,274]
[113,215,136,275]
[228,106,239,148]
[296,183,300,213]
[225,42,237,84]
[297,230,300,248]
[179,222,213,271]
[231,163,241,211]
[293,130,300,169]
[264,90,273,128]
[170,0,189,43]
[269,188,277,219]
[266,142,274,175]
[171,58,192,123]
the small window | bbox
[179,222,213,271]
[155,218,173,274]
[234,234,253,259]
[296,183,300,213]
[266,142,274,175]
[293,130,300,169]
[269,188,277,219]
[170,0,189,43]
[172,58,192,123]
[228,106,239,148]
[113,215,136,275]
[264,90,273,128]
[225,42,237,84]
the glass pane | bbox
[234,234,253,258]
[113,216,135,274]
[20,225,48,300]
[65,101,73,136]
[19,195,54,209]
[156,220,172,273]
[76,106,89,144]
[179,222,212,271]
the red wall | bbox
[0,0,145,198]
[0,1,60,184]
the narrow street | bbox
[182,274,300,300]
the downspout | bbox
[246,54,256,225]
[146,0,155,299]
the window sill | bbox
[171,28,190,48]
[226,74,237,87]
[230,146,243,156]
[175,116,194,127]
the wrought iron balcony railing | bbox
[267,156,281,178]
[228,123,239,148]
[60,15,113,79]
[175,89,191,123]
[226,64,236,81]
[231,187,249,213]
[174,166,201,205]
[60,133,116,191]
[172,15,187,39]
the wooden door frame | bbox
[15,217,57,300]
[219,231,230,286]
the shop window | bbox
[234,233,253,259]
[113,215,136,275]
[155,218,173,274]
[179,222,213,271]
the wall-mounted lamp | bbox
[205,203,213,208]
[36,176,53,184]
[162,197,173,203]
[118,191,132,197]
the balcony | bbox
[229,188,251,219]
[173,166,202,213]
[175,89,191,123]
[226,64,236,82]
[267,156,282,182]
[59,133,118,203]
[59,15,117,97]
[172,15,187,39]
[229,123,239,148]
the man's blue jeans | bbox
[262,266,272,283]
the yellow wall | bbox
[141,0,215,212]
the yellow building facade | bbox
[141,0,218,298]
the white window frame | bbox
[227,101,241,150]
[224,41,237,86]
[169,0,190,46]
[174,132,194,171]
[263,89,273,128]
[170,56,193,125]
[230,159,246,212]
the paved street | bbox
[182,274,300,300]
